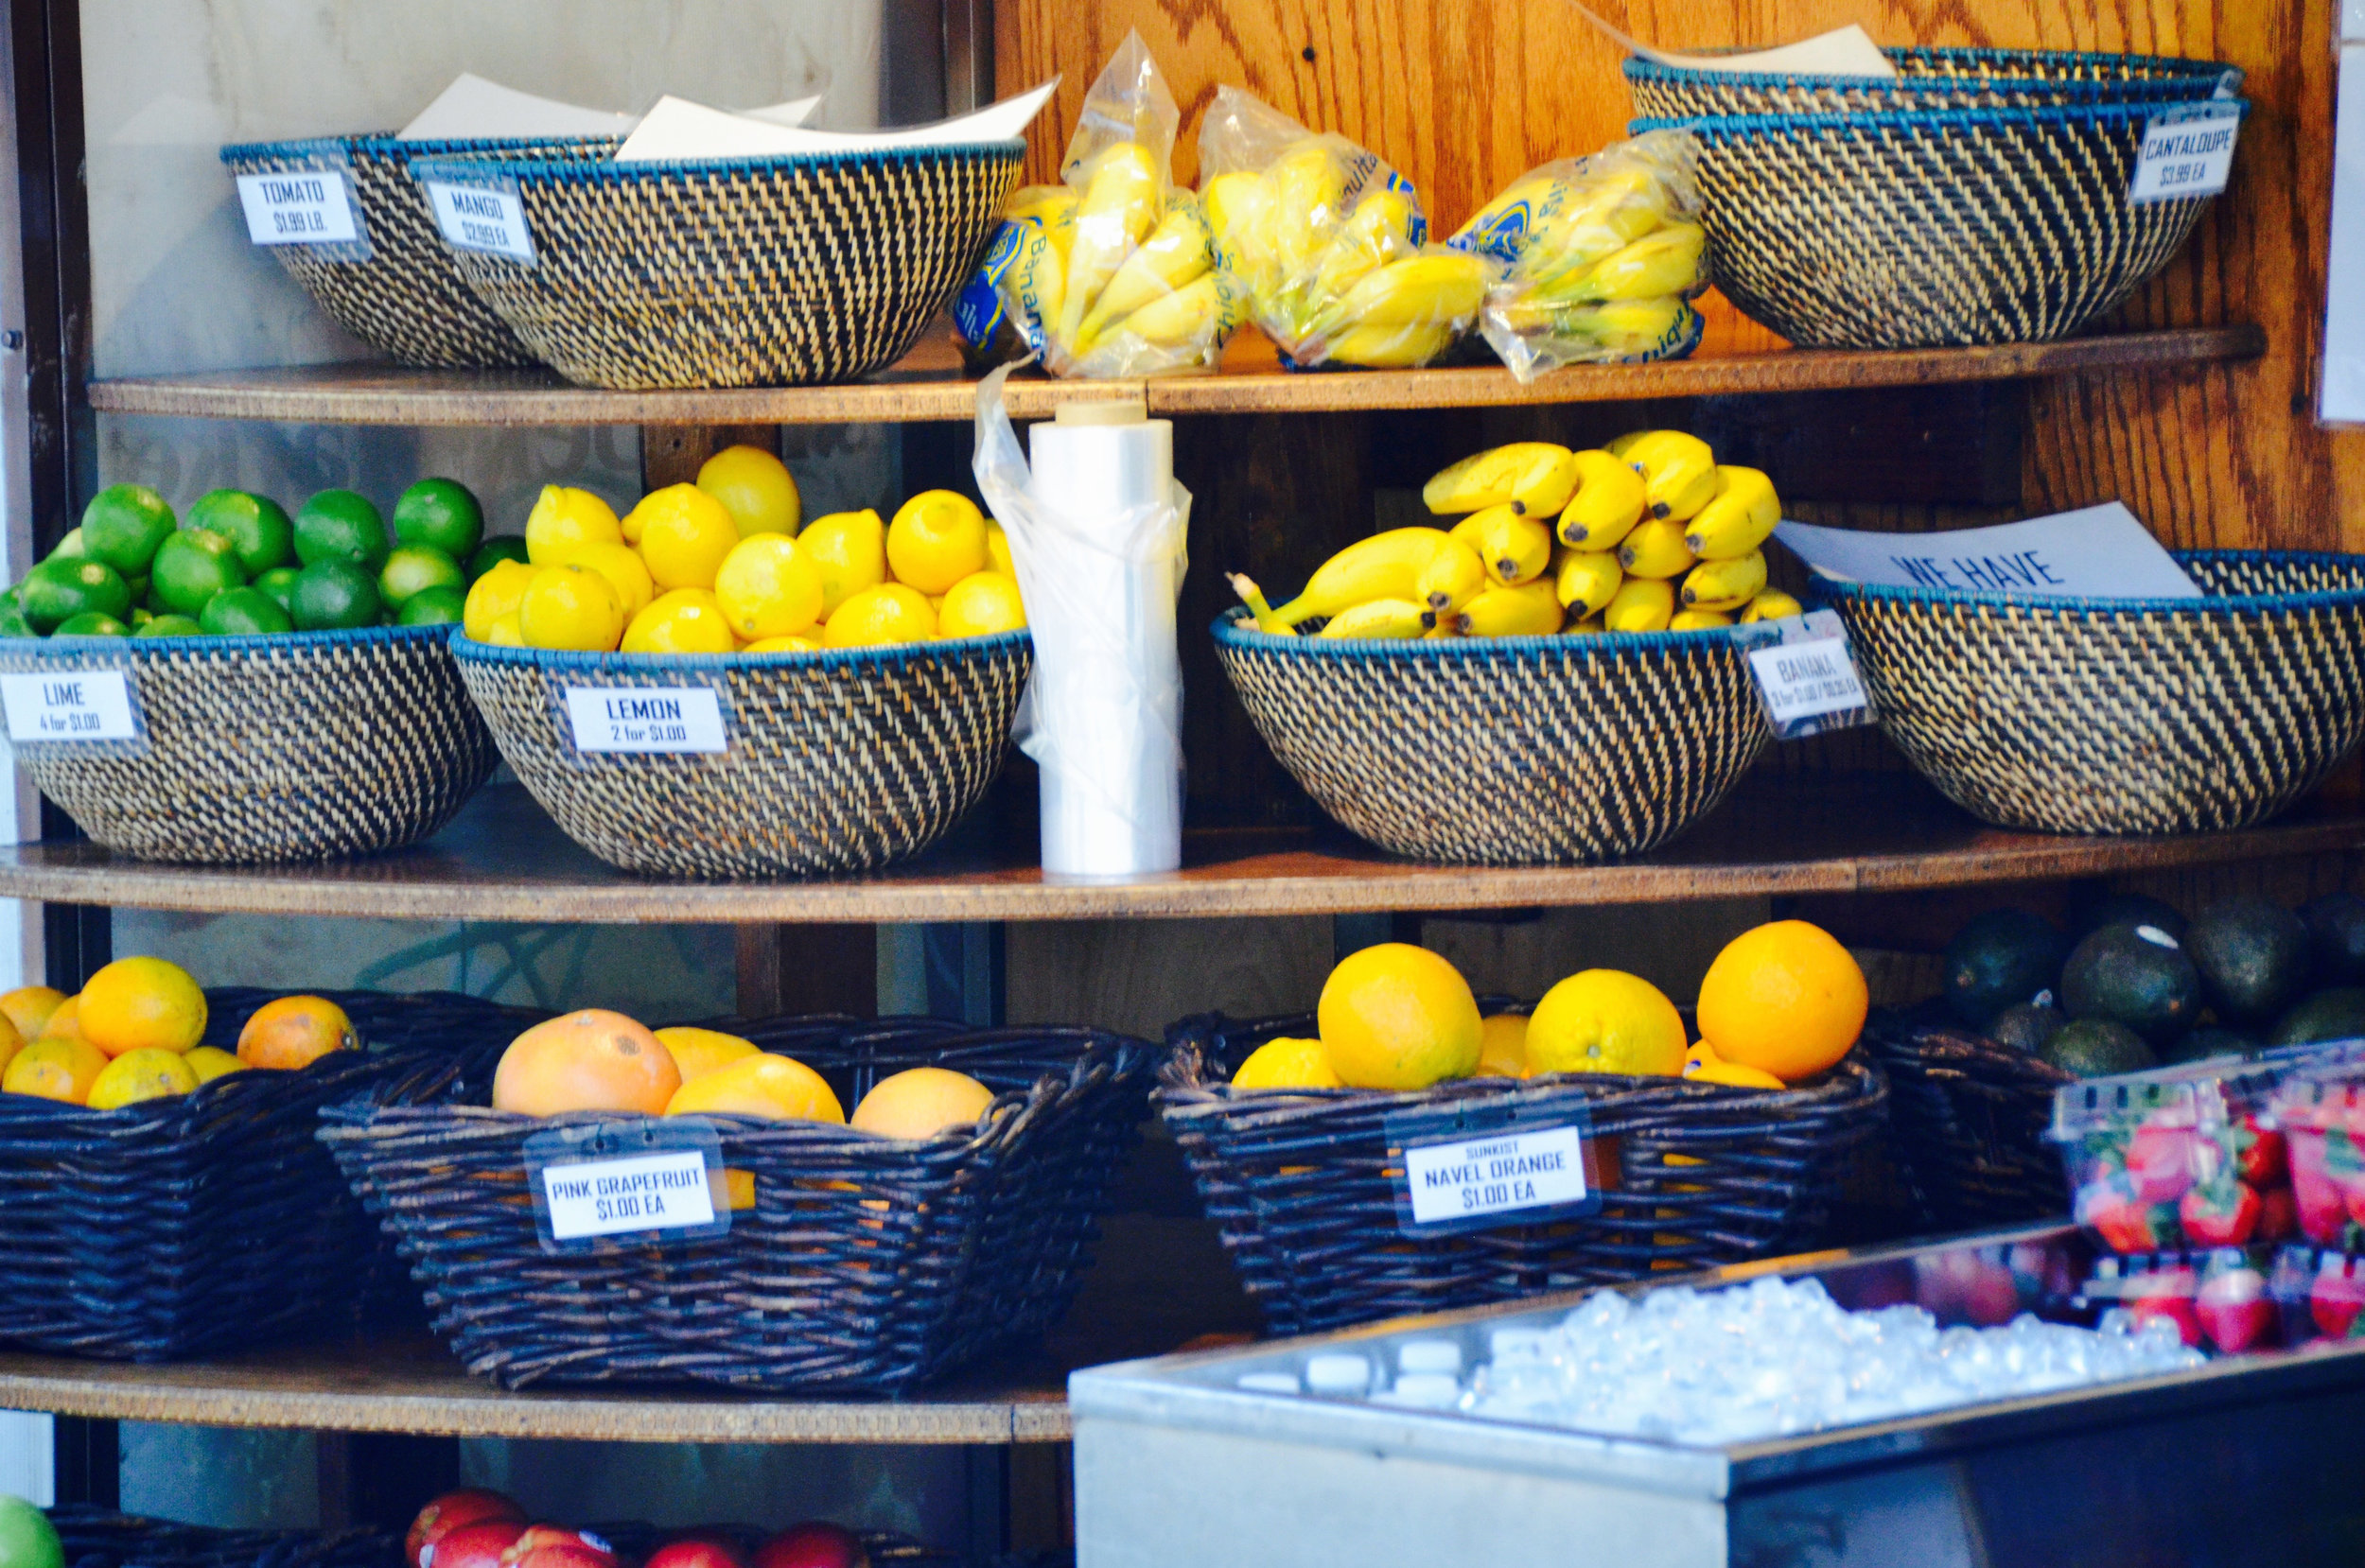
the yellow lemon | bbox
[621,588,736,653]
[629,483,741,591]
[463,559,538,640]
[714,535,824,640]
[654,1026,761,1083]
[1695,920,1867,1082]
[823,583,937,648]
[3,1037,108,1104]
[743,635,822,653]
[518,563,624,652]
[696,444,802,538]
[886,490,990,595]
[985,521,1015,577]
[523,485,622,566]
[87,1047,199,1109]
[1525,969,1687,1077]
[483,612,525,646]
[184,1045,247,1084]
[1691,1056,1787,1089]
[0,984,68,1042]
[78,956,207,1057]
[937,570,1028,638]
[664,1052,846,1123]
[552,539,655,622]
[1231,1037,1342,1090]
[850,1066,996,1139]
[1316,943,1482,1090]
[1475,1014,1528,1078]
[797,509,887,616]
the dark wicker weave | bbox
[451,635,1029,878]
[408,144,1021,389]
[1211,609,1768,864]
[0,626,496,863]
[1860,1009,2072,1230]
[320,1016,1155,1392]
[1821,551,2365,835]
[1625,46,2238,116]
[219,134,621,368]
[1629,100,2243,348]
[51,1507,399,1568]
[1157,1006,1888,1337]
[0,988,546,1362]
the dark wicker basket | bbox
[219,134,621,368]
[408,144,1021,389]
[0,626,497,862]
[1630,99,2244,348]
[450,635,1030,879]
[0,988,546,1362]
[1211,609,1768,864]
[1820,551,2365,835]
[1860,1008,2072,1230]
[320,1015,1155,1392]
[1157,1005,1889,1336]
[51,1507,399,1568]
[1625,46,2239,116]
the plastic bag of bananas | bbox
[1446,131,1709,383]
[1195,87,1494,371]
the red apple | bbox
[647,1540,749,1568]
[410,1491,525,1568]
[430,1522,530,1568]
[754,1524,867,1568]
[502,1527,620,1568]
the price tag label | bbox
[2130,102,2243,204]
[423,178,536,263]
[565,686,727,754]
[235,169,361,245]
[0,670,140,741]
[1734,608,1873,740]
[1386,1091,1603,1237]
[523,1121,730,1251]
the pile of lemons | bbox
[462,445,1029,655]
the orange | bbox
[1229,1037,1340,1090]
[77,957,207,1057]
[88,1048,199,1109]
[493,1010,680,1117]
[36,995,80,1043]
[1695,919,1867,1082]
[850,1067,995,1138]
[1474,1014,1528,1078]
[664,1053,845,1123]
[653,1026,760,1083]
[1524,969,1686,1077]
[236,995,358,1071]
[0,985,67,1041]
[0,1013,22,1080]
[184,1046,247,1084]
[1316,943,1481,1090]
[4,1037,108,1104]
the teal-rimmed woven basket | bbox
[409,143,1023,389]
[451,634,1031,878]
[219,134,621,367]
[0,624,495,862]
[1631,99,2247,348]
[1625,45,2240,117]
[1212,609,1770,864]
[1818,550,2365,836]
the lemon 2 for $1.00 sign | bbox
[565,686,727,754]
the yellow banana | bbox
[1077,197,1215,346]
[1605,429,1654,459]
[1740,589,1805,623]
[1456,578,1564,637]
[1325,253,1489,332]
[1423,443,1575,516]
[1681,550,1767,611]
[1006,184,1078,225]
[1422,622,1461,640]
[1552,548,1622,617]
[1307,189,1421,301]
[1106,270,1223,350]
[1623,430,1720,521]
[1604,576,1674,633]
[1318,597,1430,639]
[1670,607,1733,631]
[1565,615,1606,636]
[1618,516,1696,579]
[1270,527,1454,625]
[1267,141,1348,276]
[1534,223,1705,305]
[1414,536,1487,614]
[1556,450,1648,549]
[1684,466,1781,560]
[1227,573,1295,636]
[1467,504,1552,585]
[1319,319,1456,368]
[1059,143,1163,349]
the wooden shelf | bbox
[4,775,2357,924]
[83,324,2265,428]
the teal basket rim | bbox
[1809,548,2365,616]
[1620,44,2239,92]
[408,140,1026,185]
[1211,605,1739,655]
[219,131,622,165]
[1630,96,2249,135]
[0,622,456,655]
[449,628,1031,671]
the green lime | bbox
[0,586,19,612]
[54,611,130,637]
[186,489,295,574]
[199,586,294,636]
[466,535,531,580]
[289,557,381,631]
[396,584,466,626]
[379,545,465,607]
[254,565,301,615]
[80,483,177,575]
[394,478,484,559]
[0,608,32,639]
[20,556,131,632]
[47,527,85,561]
[135,613,204,637]
[0,1495,65,1568]
[150,528,248,617]
[294,489,389,571]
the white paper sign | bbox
[2129,102,2243,203]
[1403,1125,1588,1226]
[1773,504,2202,599]
[1,671,137,741]
[2325,44,2365,425]
[424,181,534,262]
[398,73,639,141]
[616,81,1058,163]
[1563,4,1895,78]
[1746,635,1869,725]
[565,686,727,753]
[539,1150,717,1241]
[235,169,360,245]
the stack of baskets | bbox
[1624,45,2248,347]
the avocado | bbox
[2072,894,2188,945]
[2183,897,2313,1022]
[2268,986,2365,1050]
[1988,1000,2067,1054]
[2161,1025,2258,1066]
[2302,893,2365,984]
[2041,1018,2158,1077]
[2061,923,2201,1042]
[1942,908,2070,1027]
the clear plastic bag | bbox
[1196,86,1490,371]
[1447,131,1708,382]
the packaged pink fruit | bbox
[2269,1066,2365,1248]
[2052,1060,2288,1255]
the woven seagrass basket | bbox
[1158,1004,1888,1337]
[219,134,620,368]
[321,1015,1154,1392]
[1211,609,1768,864]
[451,635,1029,879]
[0,988,545,1362]
[1630,100,2246,348]
[408,143,1022,389]
[1625,46,2239,117]
[1861,1007,2073,1231]
[0,626,497,863]
[1821,551,2365,835]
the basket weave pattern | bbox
[1861,1009,2071,1230]
[1212,612,1768,864]
[51,1507,399,1568]
[1158,1008,1888,1337]
[320,1018,1154,1392]
[1626,45,2238,115]
[453,637,1029,878]
[0,627,496,863]
[1825,552,2365,835]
